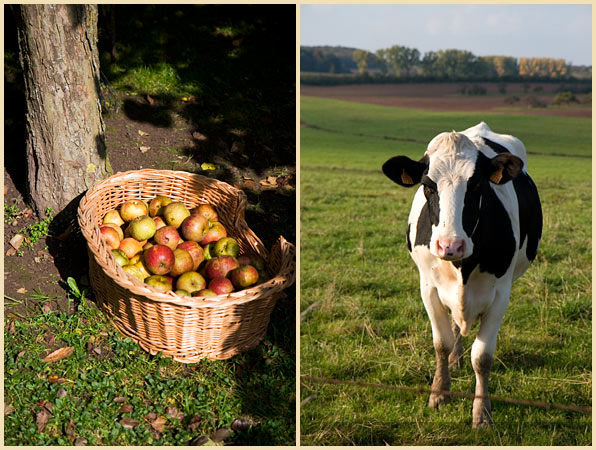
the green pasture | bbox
[300,96,591,445]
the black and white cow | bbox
[382,122,542,427]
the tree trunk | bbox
[16,4,110,216]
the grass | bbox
[5,279,295,445]
[299,97,591,445]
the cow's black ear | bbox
[382,155,428,187]
[487,153,523,185]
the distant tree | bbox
[352,49,370,75]
[375,49,389,76]
[421,51,440,77]
[386,45,420,77]
[15,4,110,216]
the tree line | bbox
[301,45,589,82]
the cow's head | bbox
[383,131,523,261]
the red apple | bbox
[154,226,181,251]
[102,222,124,241]
[190,203,219,222]
[118,237,144,259]
[177,241,204,271]
[200,221,227,246]
[237,253,267,272]
[128,215,156,241]
[162,202,190,228]
[213,237,240,258]
[100,225,121,249]
[204,256,239,280]
[103,209,125,227]
[192,289,217,297]
[179,214,209,242]
[120,199,148,222]
[169,248,195,277]
[145,275,173,293]
[230,265,259,289]
[149,195,172,217]
[153,216,167,230]
[175,271,207,294]
[208,277,234,295]
[143,244,175,275]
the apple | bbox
[175,271,207,295]
[149,195,172,217]
[200,221,227,246]
[111,249,129,266]
[100,225,121,249]
[192,289,217,297]
[122,264,146,282]
[134,259,151,279]
[230,265,259,289]
[177,241,204,271]
[118,237,144,259]
[208,277,234,295]
[145,275,173,293]
[154,226,181,251]
[128,215,156,241]
[143,241,154,251]
[203,242,217,261]
[175,289,191,297]
[180,214,209,242]
[213,237,240,258]
[153,216,167,230]
[143,244,175,275]
[237,253,267,272]
[120,199,148,222]
[103,209,125,227]
[163,202,190,228]
[102,222,124,241]
[204,256,239,280]
[190,203,218,222]
[169,248,195,277]
[129,254,141,265]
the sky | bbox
[300,4,592,66]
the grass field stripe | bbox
[301,375,592,416]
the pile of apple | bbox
[99,196,268,297]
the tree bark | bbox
[16,4,110,216]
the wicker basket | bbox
[77,169,295,362]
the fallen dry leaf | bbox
[74,438,87,446]
[259,176,278,189]
[119,404,133,413]
[146,94,154,105]
[16,287,27,294]
[211,427,231,443]
[36,409,50,432]
[200,162,217,171]
[4,403,14,417]
[65,418,75,440]
[192,131,208,141]
[56,388,67,399]
[6,247,16,257]
[47,374,67,384]
[138,129,149,136]
[22,208,33,219]
[114,397,127,403]
[150,415,167,433]
[166,406,184,421]
[9,233,25,250]
[139,146,151,153]
[43,346,74,363]
[7,321,15,335]
[231,418,251,432]
[42,303,52,314]
[188,414,202,432]
[119,417,140,429]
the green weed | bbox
[4,198,21,224]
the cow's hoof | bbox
[472,402,493,428]
[428,392,450,409]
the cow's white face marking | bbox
[425,132,478,260]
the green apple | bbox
[213,237,240,258]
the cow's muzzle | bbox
[436,238,466,261]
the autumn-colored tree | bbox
[352,49,370,75]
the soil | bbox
[4,93,295,318]
[301,82,591,118]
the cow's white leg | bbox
[470,290,509,428]
[449,321,464,370]
[420,277,455,408]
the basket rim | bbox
[77,169,296,309]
